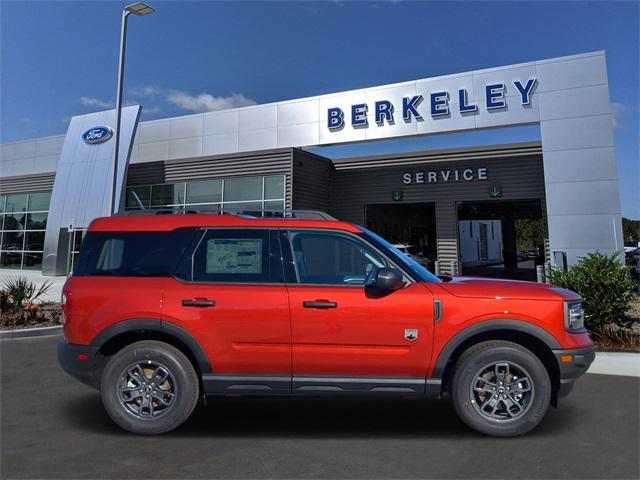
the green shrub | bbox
[1,276,53,313]
[550,252,636,331]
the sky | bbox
[1,0,638,218]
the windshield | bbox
[358,228,441,283]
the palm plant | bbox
[1,277,53,312]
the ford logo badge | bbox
[82,126,113,144]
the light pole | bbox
[110,2,155,215]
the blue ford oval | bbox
[82,126,113,144]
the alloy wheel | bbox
[469,361,535,422]
[117,361,177,419]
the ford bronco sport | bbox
[58,212,594,436]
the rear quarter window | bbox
[73,228,197,277]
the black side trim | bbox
[203,374,291,396]
[90,318,212,374]
[202,374,439,398]
[431,319,563,380]
[57,341,101,389]
[293,376,426,395]
[552,346,595,383]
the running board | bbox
[202,374,442,398]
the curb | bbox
[0,325,63,339]
[589,351,640,378]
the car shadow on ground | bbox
[60,391,577,439]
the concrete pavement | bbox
[1,334,638,479]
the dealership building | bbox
[0,51,624,280]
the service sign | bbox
[82,126,113,144]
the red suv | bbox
[58,212,594,436]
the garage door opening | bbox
[457,200,545,281]
[366,203,436,271]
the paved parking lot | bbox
[1,334,638,479]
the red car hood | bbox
[440,277,581,301]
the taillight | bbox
[60,292,67,325]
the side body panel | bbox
[425,283,593,378]
[161,280,291,375]
[287,282,434,378]
[63,276,165,345]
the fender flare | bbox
[431,319,562,380]
[90,318,212,374]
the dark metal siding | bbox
[292,149,334,212]
[126,149,295,209]
[0,173,56,194]
[331,150,546,274]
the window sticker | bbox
[206,239,262,274]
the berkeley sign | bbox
[328,79,537,130]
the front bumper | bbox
[552,345,596,398]
[57,341,101,389]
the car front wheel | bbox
[451,340,551,437]
[100,340,200,435]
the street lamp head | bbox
[125,2,154,16]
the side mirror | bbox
[374,268,404,291]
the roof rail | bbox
[113,207,337,221]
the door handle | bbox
[181,299,215,307]
[303,300,337,309]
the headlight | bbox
[565,301,585,332]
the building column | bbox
[501,211,518,270]
[435,201,459,275]
[537,52,623,266]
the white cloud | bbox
[129,85,256,114]
[165,91,256,113]
[80,97,114,109]
[611,101,625,130]
[129,85,163,98]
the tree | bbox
[622,217,640,244]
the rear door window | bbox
[191,229,283,283]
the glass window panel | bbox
[0,196,6,214]
[223,177,263,202]
[27,192,51,211]
[2,213,25,231]
[222,202,263,215]
[264,200,284,216]
[5,194,28,213]
[74,230,196,277]
[290,231,388,285]
[1,231,25,250]
[264,176,285,200]
[185,204,220,214]
[186,180,222,204]
[25,231,45,251]
[151,183,184,207]
[191,229,276,283]
[27,212,48,230]
[22,252,43,270]
[0,251,22,269]
[125,186,151,210]
[73,229,87,252]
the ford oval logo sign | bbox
[82,126,113,144]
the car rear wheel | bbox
[451,340,551,437]
[100,340,199,435]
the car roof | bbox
[88,214,363,233]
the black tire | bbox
[100,340,199,435]
[451,340,551,437]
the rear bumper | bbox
[57,341,101,389]
[552,345,595,398]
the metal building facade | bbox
[0,51,623,276]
